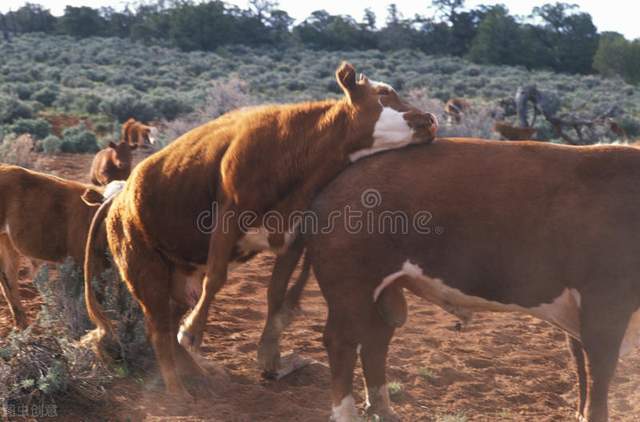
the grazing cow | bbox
[493,121,538,140]
[121,118,157,148]
[302,139,640,422]
[444,98,470,124]
[82,62,438,397]
[0,164,109,329]
[90,140,138,186]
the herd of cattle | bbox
[1,62,639,421]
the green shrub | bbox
[13,83,36,100]
[9,118,52,139]
[32,86,59,107]
[41,135,63,154]
[619,116,640,138]
[0,95,33,124]
[100,93,156,123]
[60,125,99,153]
[77,93,102,114]
[150,95,193,121]
[0,257,152,415]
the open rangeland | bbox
[1,152,640,421]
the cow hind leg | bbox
[324,312,361,422]
[360,324,399,422]
[0,235,27,329]
[580,291,633,422]
[567,334,587,421]
[124,257,189,398]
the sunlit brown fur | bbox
[89,140,137,186]
[82,62,437,397]
[121,118,154,148]
[0,164,105,329]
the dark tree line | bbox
[0,1,637,83]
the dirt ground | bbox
[1,152,640,421]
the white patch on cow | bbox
[356,344,362,355]
[620,308,640,357]
[237,226,271,254]
[364,383,391,411]
[236,224,299,255]
[350,107,413,162]
[148,127,158,145]
[374,260,582,339]
[330,395,359,422]
[103,180,126,200]
[176,330,187,346]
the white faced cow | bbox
[302,138,640,422]
[82,62,438,398]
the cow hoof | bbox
[367,408,401,422]
[261,353,311,380]
[257,340,281,376]
[177,328,202,353]
[575,412,587,422]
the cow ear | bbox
[81,188,104,207]
[336,62,357,100]
[108,141,117,149]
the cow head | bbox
[122,118,157,148]
[108,140,136,169]
[335,62,439,162]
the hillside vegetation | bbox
[1,33,639,150]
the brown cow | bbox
[121,118,157,148]
[0,164,108,329]
[493,121,538,140]
[301,138,640,422]
[89,140,137,186]
[82,62,438,397]
[444,98,470,124]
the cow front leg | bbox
[178,206,239,352]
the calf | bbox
[82,62,438,397]
[121,118,157,148]
[0,164,107,329]
[90,140,137,186]
[304,139,640,422]
[493,121,538,140]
